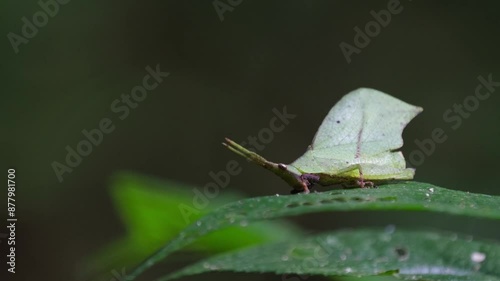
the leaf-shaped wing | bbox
[290,88,422,181]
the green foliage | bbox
[126,181,500,281]
[163,229,500,281]
[83,173,302,276]
[87,89,496,281]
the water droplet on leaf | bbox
[471,252,486,263]
[385,224,396,234]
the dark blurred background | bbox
[1,0,500,280]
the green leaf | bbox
[224,88,422,192]
[162,229,500,281]
[83,172,303,276]
[127,182,500,280]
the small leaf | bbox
[162,229,500,281]
[127,182,500,280]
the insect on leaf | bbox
[224,88,422,192]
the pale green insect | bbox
[224,88,423,193]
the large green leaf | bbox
[127,181,500,280]
[162,229,500,281]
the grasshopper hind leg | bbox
[355,166,374,188]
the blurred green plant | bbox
[165,229,500,281]
[83,172,303,277]
[121,181,500,281]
